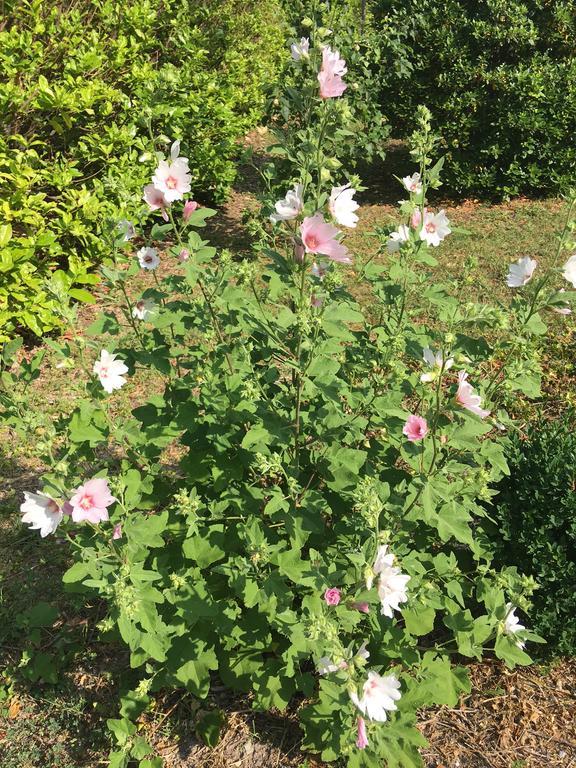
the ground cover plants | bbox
[4,17,576,768]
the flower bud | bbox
[183,200,198,222]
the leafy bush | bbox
[375,0,576,198]
[492,416,576,655]
[8,28,576,768]
[0,0,285,340]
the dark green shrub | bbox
[492,415,576,655]
[374,0,576,198]
[0,0,285,340]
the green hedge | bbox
[375,0,576,198]
[0,0,284,340]
[492,416,576,656]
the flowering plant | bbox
[6,25,576,768]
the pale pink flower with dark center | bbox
[137,246,160,270]
[132,299,155,321]
[402,173,422,195]
[152,141,191,203]
[403,414,428,442]
[93,350,128,393]
[455,371,490,419]
[68,478,116,524]
[117,219,136,241]
[420,209,451,247]
[329,183,359,228]
[350,671,402,722]
[143,184,169,222]
[507,256,537,288]
[301,214,351,264]
[183,200,198,222]
[20,492,63,538]
[324,587,341,606]
[356,717,369,749]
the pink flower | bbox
[178,248,190,262]
[318,45,347,98]
[403,414,428,442]
[183,200,198,222]
[352,601,370,614]
[68,478,116,524]
[419,209,451,247]
[411,208,423,229]
[456,371,490,419]
[143,184,169,222]
[324,587,341,606]
[152,142,191,203]
[112,523,122,540]
[301,214,351,264]
[311,294,323,308]
[356,717,369,750]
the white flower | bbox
[503,604,526,649]
[117,219,135,241]
[386,224,410,253]
[142,183,169,217]
[329,183,359,228]
[506,256,537,288]
[132,299,156,321]
[20,492,63,538]
[421,347,454,383]
[551,289,572,315]
[270,183,304,223]
[562,254,576,288]
[291,37,310,60]
[93,350,128,394]
[350,671,402,722]
[367,545,410,618]
[317,656,340,675]
[152,142,191,203]
[137,246,160,271]
[355,642,370,662]
[402,172,422,195]
[321,45,347,76]
[420,209,451,247]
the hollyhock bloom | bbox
[352,601,370,614]
[178,248,190,262]
[356,717,369,750]
[420,209,451,247]
[317,656,340,675]
[117,219,135,241]
[290,36,310,60]
[386,224,410,253]
[137,246,160,270]
[324,587,341,606]
[402,173,422,195]
[152,141,191,203]
[183,200,198,222]
[377,561,410,618]
[318,46,347,99]
[329,183,359,228]
[142,184,169,222]
[562,254,576,288]
[132,298,155,321]
[112,523,122,540]
[69,477,116,524]
[503,604,526,649]
[507,256,537,288]
[350,671,402,722]
[93,350,128,394]
[270,183,304,223]
[301,214,351,263]
[421,347,454,383]
[456,371,490,419]
[403,414,428,442]
[311,261,329,279]
[20,492,63,538]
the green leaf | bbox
[196,709,226,747]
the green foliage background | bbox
[0,0,285,340]
[374,0,576,198]
[492,416,576,655]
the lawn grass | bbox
[1,153,575,766]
